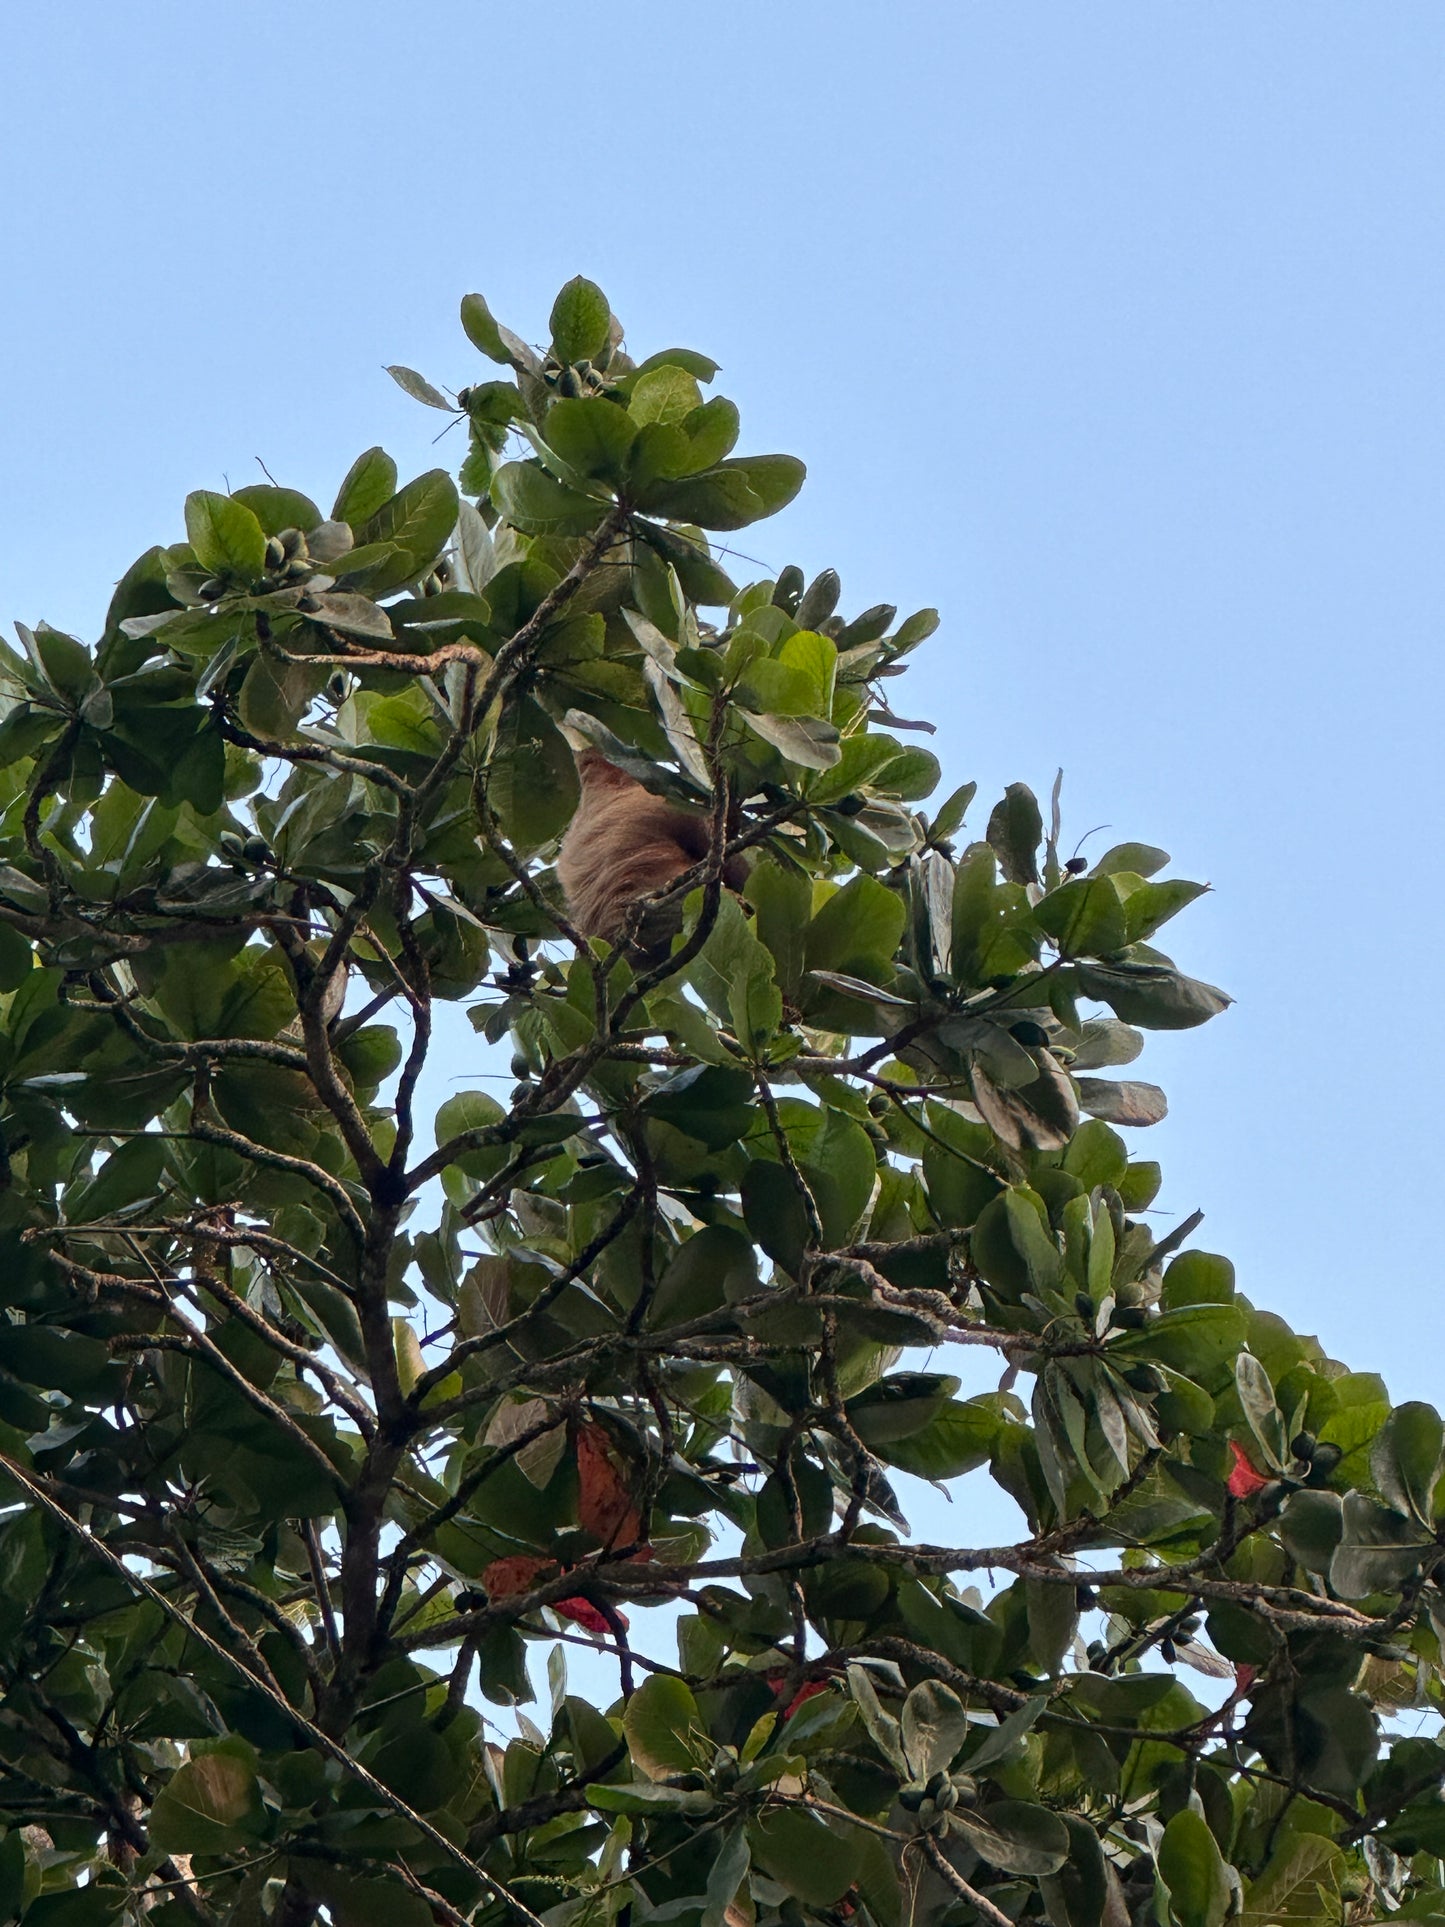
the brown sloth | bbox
[557,751,747,951]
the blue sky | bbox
[3,2,1443,1439]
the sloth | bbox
[557,751,747,952]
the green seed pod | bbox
[242,836,272,865]
[279,527,306,558]
[1115,1279,1146,1308]
[1112,1304,1148,1330]
[794,568,841,630]
[264,535,287,571]
[1074,1292,1095,1321]
[297,594,322,614]
[198,577,227,603]
[1291,1431,1316,1462]
[898,1784,928,1812]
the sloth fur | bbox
[557,751,746,951]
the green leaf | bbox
[748,1810,861,1907]
[900,1679,966,1778]
[986,782,1043,885]
[0,921,32,992]
[350,469,459,595]
[971,1189,1062,1301]
[1372,1402,1443,1524]
[1035,876,1128,957]
[806,873,907,979]
[1119,876,1209,942]
[867,1399,999,1481]
[333,446,399,526]
[1329,1492,1427,1599]
[1157,1808,1231,1927]
[229,484,322,534]
[150,1745,262,1854]
[184,490,267,579]
[950,1802,1069,1877]
[1161,1250,1235,1308]
[550,276,612,364]
[461,292,513,363]
[743,708,841,769]
[650,455,805,530]
[741,1158,811,1277]
[629,364,704,428]
[492,460,606,537]
[1075,960,1232,1030]
[1239,1833,1346,1926]
[386,364,453,411]
[623,1673,706,1779]
[487,697,581,857]
[1094,841,1169,878]
[589,1781,715,1815]
[687,894,782,1052]
[1038,1816,1116,1927]
[543,397,637,480]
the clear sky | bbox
[3,2,1443,1439]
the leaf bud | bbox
[794,568,841,630]
[1160,1637,1176,1663]
[1290,1431,1316,1462]
[264,536,287,571]
[1064,855,1088,875]
[511,1053,532,1080]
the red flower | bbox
[1233,1663,1258,1696]
[1226,1441,1270,1498]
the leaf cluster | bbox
[0,278,1438,1927]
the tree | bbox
[0,275,1439,1927]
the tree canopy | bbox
[0,276,1441,1927]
